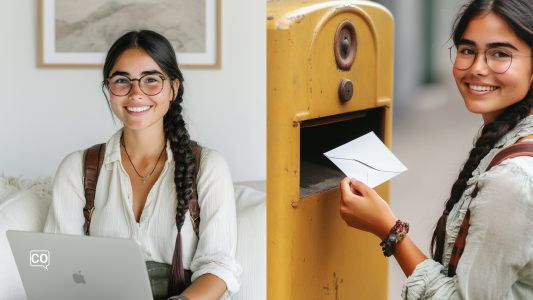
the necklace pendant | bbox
[121,134,165,186]
[141,175,150,184]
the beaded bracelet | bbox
[379,220,409,257]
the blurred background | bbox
[372,0,483,298]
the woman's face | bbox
[453,12,533,123]
[107,48,178,131]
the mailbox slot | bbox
[300,107,385,199]
[268,1,394,297]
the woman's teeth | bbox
[468,84,498,92]
[126,106,150,112]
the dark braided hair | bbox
[431,0,533,264]
[101,30,195,296]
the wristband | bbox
[379,220,409,257]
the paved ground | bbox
[388,82,483,299]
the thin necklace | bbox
[121,134,166,184]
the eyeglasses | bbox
[449,45,533,74]
[107,74,167,97]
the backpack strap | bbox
[82,142,202,238]
[83,143,106,236]
[448,141,533,277]
[485,142,533,170]
[189,142,203,239]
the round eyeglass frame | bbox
[449,45,533,74]
[106,74,167,97]
[449,45,512,74]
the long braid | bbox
[164,81,196,296]
[431,92,533,263]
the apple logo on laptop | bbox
[73,271,86,284]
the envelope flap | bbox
[324,132,407,172]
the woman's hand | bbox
[340,178,428,277]
[339,177,398,240]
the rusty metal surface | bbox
[267,1,394,299]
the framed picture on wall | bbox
[38,0,221,69]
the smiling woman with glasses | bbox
[43,30,240,300]
[338,0,533,299]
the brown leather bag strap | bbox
[448,142,533,277]
[188,142,202,238]
[83,143,106,236]
[485,142,533,172]
[82,142,200,237]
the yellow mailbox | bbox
[267,1,394,299]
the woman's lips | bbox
[124,105,152,116]
[466,83,499,96]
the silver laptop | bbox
[7,230,153,300]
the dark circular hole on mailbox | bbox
[334,20,358,71]
[341,33,350,57]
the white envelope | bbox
[323,132,408,188]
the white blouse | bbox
[44,129,241,299]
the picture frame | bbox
[38,0,221,69]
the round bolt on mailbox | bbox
[334,20,358,71]
[339,78,353,102]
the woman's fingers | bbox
[340,178,363,215]
[340,177,354,195]
[340,178,366,229]
[340,178,353,220]
[350,178,368,197]
[350,184,357,194]
[341,177,363,197]
[340,178,356,207]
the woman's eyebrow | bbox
[109,71,130,77]
[141,70,164,76]
[457,39,476,46]
[457,39,519,51]
[109,70,163,77]
[487,42,518,50]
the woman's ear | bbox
[171,79,180,101]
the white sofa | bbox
[0,174,266,300]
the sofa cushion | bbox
[0,176,266,300]
[233,185,266,300]
[0,190,52,300]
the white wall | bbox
[0,0,266,183]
